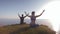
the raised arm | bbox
[24,12,31,17]
[36,10,45,17]
[24,15,27,18]
[28,15,31,17]
[18,13,20,17]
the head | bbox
[22,14,24,17]
[32,11,35,15]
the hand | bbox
[43,9,45,12]
[24,11,29,16]
[24,11,26,14]
[39,9,45,16]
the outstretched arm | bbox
[18,13,20,17]
[36,10,45,17]
[24,15,28,18]
[27,13,31,17]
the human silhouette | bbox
[26,10,45,27]
[18,13,27,24]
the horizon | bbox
[0,0,60,33]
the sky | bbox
[0,0,51,19]
[1,0,60,32]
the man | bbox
[18,13,27,24]
[27,10,45,27]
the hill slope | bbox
[0,24,56,34]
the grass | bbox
[0,24,56,34]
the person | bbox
[18,13,27,24]
[27,10,45,27]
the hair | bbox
[32,11,35,14]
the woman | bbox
[27,10,45,27]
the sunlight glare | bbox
[38,1,60,32]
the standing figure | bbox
[18,13,27,24]
[27,10,45,27]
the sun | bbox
[37,1,60,32]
